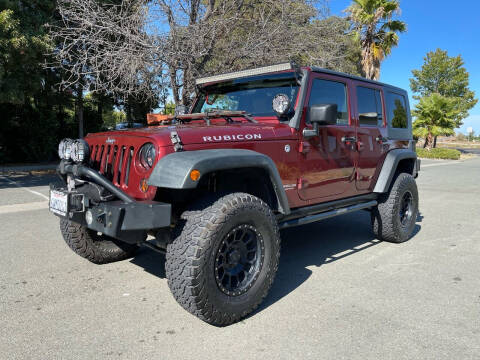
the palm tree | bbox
[345,0,406,80]
[412,93,461,149]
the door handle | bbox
[341,136,357,143]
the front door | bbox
[353,83,386,190]
[297,74,356,202]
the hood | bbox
[86,120,294,148]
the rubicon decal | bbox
[203,134,262,142]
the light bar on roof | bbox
[195,62,294,85]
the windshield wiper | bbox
[204,110,257,124]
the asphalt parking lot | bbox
[1,157,479,359]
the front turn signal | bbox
[190,169,201,181]
[140,178,149,193]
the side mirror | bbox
[303,104,338,138]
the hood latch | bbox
[170,131,184,152]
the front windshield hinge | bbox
[291,61,302,85]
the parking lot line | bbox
[0,175,49,200]
[0,201,49,214]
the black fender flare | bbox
[147,149,290,214]
[373,149,418,193]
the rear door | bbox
[297,74,356,201]
[353,83,387,190]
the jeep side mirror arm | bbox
[302,123,319,139]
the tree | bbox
[410,49,478,128]
[0,1,54,104]
[151,0,360,105]
[48,0,162,136]
[412,93,462,149]
[467,130,475,142]
[0,0,68,163]
[201,2,362,77]
[345,0,406,80]
[0,0,149,163]
[50,0,159,99]
[295,16,363,76]
[51,0,362,108]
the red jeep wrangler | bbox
[50,63,420,325]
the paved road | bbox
[455,147,480,155]
[1,158,479,359]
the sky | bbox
[328,0,480,134]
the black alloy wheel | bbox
[214,224,264,296]
[399,190,414,226]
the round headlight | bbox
[71,139,90,163]
[58,138,74,160]
[138,143,156,170]
[272,93,291,116]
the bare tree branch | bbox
[49,0,358,106]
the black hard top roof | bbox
[310,66,406,94]
[196,62,407,95]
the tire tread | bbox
[59,219,137,264]
[372,173,419,243]
[165,193,280,326]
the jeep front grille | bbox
[90,144,135,187]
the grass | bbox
[416,148,461,160]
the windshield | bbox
[193,73,300,118]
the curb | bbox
[0,163,57,175]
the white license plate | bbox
[49,190,68,217]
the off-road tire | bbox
[59,219,138,264]
[165,193,281,326]
[371,173,419,243]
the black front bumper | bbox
[51,162,171,244]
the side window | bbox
[386,92,408,129]
[357,86,383,127]
[308,79,348,125]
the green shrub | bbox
[416,148,461,160]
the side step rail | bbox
[279,200,377,230]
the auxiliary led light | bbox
[70,139,90,163]
[58,138,74,160]
[195,63,294,85]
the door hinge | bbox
[299,141,311,154]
